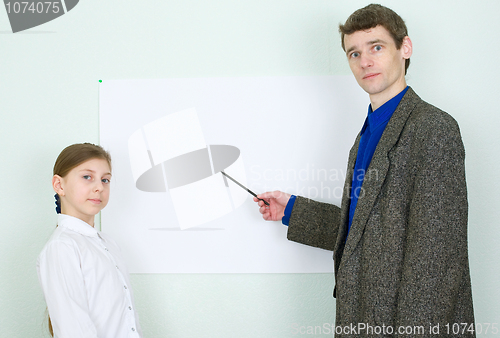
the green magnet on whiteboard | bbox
[99,80,102,83]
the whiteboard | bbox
[99,76,368,273]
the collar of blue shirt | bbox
[360,86,409,136]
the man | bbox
[255,4,475,336]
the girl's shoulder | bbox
[39,227,78,255]
[38,224,93,261]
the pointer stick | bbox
[221,171,270,206]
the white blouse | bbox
[37,214,142,338]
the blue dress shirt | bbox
[347,86,408,235]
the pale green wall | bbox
[1,0,499,337]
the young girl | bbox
[37,143,142,337]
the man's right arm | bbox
[255,192,340,251]
[287,196,340,251]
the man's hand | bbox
[253,191,291,221]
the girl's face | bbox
[54,158,112,226]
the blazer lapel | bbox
[334,134,359,269]
[337,87,420,271]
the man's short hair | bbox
[339,4,410,74]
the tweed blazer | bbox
[287,88,475,337]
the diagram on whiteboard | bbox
[99,76,368,273]
[128,108,247,230]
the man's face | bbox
[343,25,412,109]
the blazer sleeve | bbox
[394,111,474,329]
[286,196,341,251]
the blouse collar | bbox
[57,214,100,238]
